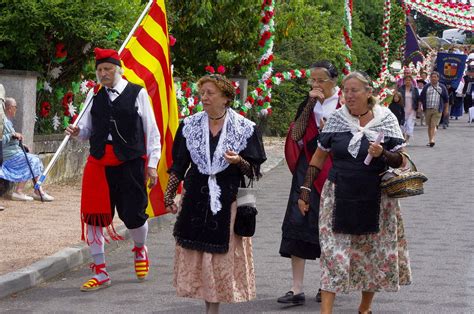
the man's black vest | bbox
[90,82,146,161]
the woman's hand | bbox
[309,88,325,103]
[224,150,241,164]
[368,142,384,158]
[13,132,24,141]
[298,198,310,216]
[166,203,178,214]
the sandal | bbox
[80,263,110,292]
[132,245,149,281]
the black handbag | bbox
[234,177,257,237]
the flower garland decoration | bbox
[175,65,246,119]
[374,0,392,89]
[175,80,200,119]
[255,0,275,116]
[342,0,353,76]
[404,0,473,31]
[243,68,310,117]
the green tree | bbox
[0,0,144,134]
[264,0,346,136]
[167,0,261,79]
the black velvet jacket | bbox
[170,122,266,253]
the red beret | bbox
[94,47,121,68]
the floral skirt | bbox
[0,152,43,182]
[173,202,256,303]
[319,181,412,293]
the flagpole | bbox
[119,0,154,53]
[35,0,155,190]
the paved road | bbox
[1,115,473,313]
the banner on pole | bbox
[120,0,178,217]
[436,52,467,89]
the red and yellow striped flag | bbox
[120,0,178,217]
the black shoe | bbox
[277,291,305,305]
[315,289,322,303]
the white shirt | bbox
[78,78,162,168]
[313,86,340,128]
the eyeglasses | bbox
[307,78,331,85]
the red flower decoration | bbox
[40,101,51,118]
[217,65,226,74]
[169,34,176,47]
[205,65,215,74]
[71,114,79,124]
[181,81,188,90]
[185,87,192,98]
[55,42,67,59]
[62,92,74,116]
[300,69,307,78]
[267,108,273,116]
[86,80,96,89]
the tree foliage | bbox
[167,0,261,79]
[0,0,144,134]
[0,0,143,77]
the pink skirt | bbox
[173,201,256,303]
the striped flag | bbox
[120,0,178,217]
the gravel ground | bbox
[0,137,284,276]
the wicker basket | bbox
[380,153,428,198]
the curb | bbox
[0,156,283,300]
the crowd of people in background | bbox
[387,46,474,148]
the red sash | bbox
[81,144,124,244]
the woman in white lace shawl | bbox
[298,72,412,314]
[164,74,266,314]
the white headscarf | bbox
[321,104,404,158]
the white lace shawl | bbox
[321,104,404,158]
[182,109,255,215]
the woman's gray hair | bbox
[342,71,377,109]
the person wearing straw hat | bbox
[0,97,54,202]
[65,47,161,291]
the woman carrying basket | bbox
[298,72,412,314]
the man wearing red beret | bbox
[66,47,161,291]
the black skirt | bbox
[279,237,320,260]
[280,154,321,260]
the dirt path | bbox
[0,180,84,275]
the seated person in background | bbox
[0,97,53,201]
[0,84,5,210]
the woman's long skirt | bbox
[174,202,256,303]
[319,181,412,293]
